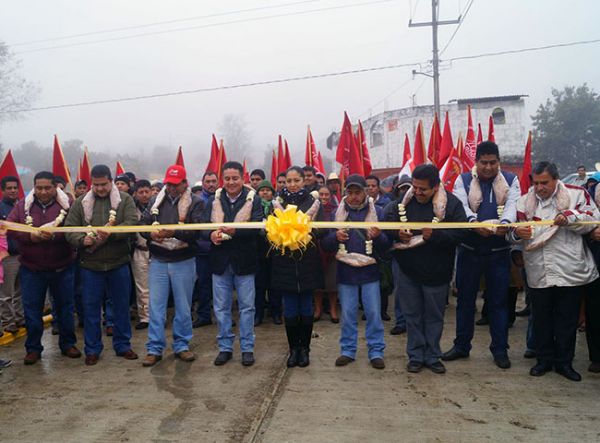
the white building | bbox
[330,95,529,169]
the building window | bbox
[492,107,506,125]
[370,120,384,147]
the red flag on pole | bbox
[284,140,292,170]
[316,151,325,175]
[175,146,185,167]
[437,112,454,168]
[401,133,411,168]
[115,161,125,177]
[476,123,483,145]
[519,131,533,195]
[0,150,24,199]
[336,112,354,176]
[76,159,81,182]
[270,150,278,185]
[205,135,220,174]
[277,135,286,175]
[217,139,227,187]
[488,116,496,142]
[439,144,463,191]
[53,135,73,191]
[243,159,250,184]
[462,105,477,171]
[413,120,427,166]
[305,126,320,170]
[427,113,442,165]
[357,120,372,176]
[80,148,91,185]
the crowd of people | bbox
[0,141,599,382]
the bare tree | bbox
[0,41,40,126]
[217,113,253,162]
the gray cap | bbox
[344,174,367,190]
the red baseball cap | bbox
[163,164,187,185]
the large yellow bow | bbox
[265,205,312,254]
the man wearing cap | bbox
[139,165,203,366]
[192,171,218,328]
[115,175,131,195]
[443,142,521,370]
[201,161,263,367]
[65,164,138,366]
[322,174,390,369]
[326,173,341,204]
[385,164,468,374]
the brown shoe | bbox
[105,326,113,337]
[142,354,162,367]
[371,358,385,370]
[175,350,196,362]
[5,325,19,334]
[335,355,354,367]
[24,352,41,365]
[61,346,82,358]
[85,354,99,366]
[116,349,139,360]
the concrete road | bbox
[1,296,599,442]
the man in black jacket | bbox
[385,164,467,374]
[139,165,204,367]
[201,161,263,367]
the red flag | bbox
[440,142,463,191]
[477,123,483,145]
[316,151,325,175]
[76,159,81,182]
[413,120,427,166]
[0,150,24,199]
[427,113,442,165]
[277,135,286,175]
[400,133,411,168]
[336,112,354,176]
[270,150,278,185]
[357,120,372,176]
[115,161,125,177]
[80,148,91,185]
[205,134,220,174]
[243,159,250,184]
[305,126,319,169]
[175,146,185,167]
[217,139,227,186]
[437,112,454,168]
[284,140,292,170]
[488,115,495,142]
[53,135,73,191]
[519,131,533,195]
[462,105,477,171]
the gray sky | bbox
[1,0,599,169]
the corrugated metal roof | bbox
[449,95,528,104]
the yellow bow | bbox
[265,205,312,254]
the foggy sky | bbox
[1,0,599,169]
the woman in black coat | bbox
[271,166,324,368]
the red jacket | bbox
[7,199,75,272]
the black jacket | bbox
[270,192,324,293]
[140,192,204,262]
[384,192,467,285]
[201,187,263,276]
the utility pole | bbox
[409,0,461,116]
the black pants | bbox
[530,286,582,365]
[585,278,600,363]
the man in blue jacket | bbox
[322,174,390,369]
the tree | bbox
[217,113,253,162]
[531,84,600,175]
[0,41,40,127]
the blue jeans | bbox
[212,265,255,353]
[20,264,77,354]
[396,266,447,365]
[193,255,212,323]
[147,258,195,355]
[338,281,385,360]
[455,248,510,356]
[80,264,132,356]
[103,291,114,327]
[391,260,406,328]
[74,264,84,323]
[282,291,313,317]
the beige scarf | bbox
[211,186,256,224]
[392,186,447,250]
[467,169,509,215]
[335,196,378,267]
[81,184,121,225]
[24,187,70,228]
[521,180,570,252]
[150,187,193,251]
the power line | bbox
[439,0,474,56]
[9,0,320,47]
[358,76,415,119]
[13,0,398,54]
[0,61,422,113]
[4,37,600,114]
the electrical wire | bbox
[439,0,474,56]
[13,0,398,55]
